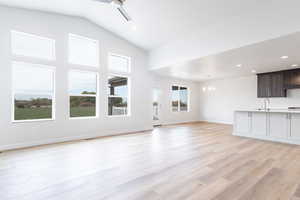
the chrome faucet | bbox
[263,98,270,111]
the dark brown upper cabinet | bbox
[257,72,287,98]
[284,69,300,89]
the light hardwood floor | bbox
[1,122,300,200]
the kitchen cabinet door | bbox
[290,114,300,139]
[257,74,271,98]
[234,112,251,134]
[269,113,289,139]
[270,72,286,97]
[284,70,300,89]
[251,112,267,136]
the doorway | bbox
[153,88,162,126]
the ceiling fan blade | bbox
[93,0,114,4]
[117,6,132,21]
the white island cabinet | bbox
[234,110,300,145]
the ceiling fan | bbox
[94,0,132,22]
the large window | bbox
[172,85,189,112]
[108,75,129,116]
[68,34,99,67]
[108,54,131,73]
[11,31,56,60]
[69,70,98,118]
[12,62,55,121]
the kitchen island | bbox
[234,109,300,145]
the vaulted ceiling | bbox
[1,0,300,81]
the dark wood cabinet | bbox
[284,69,300,89]
[270,72,286,97]
[257,72,286,98]
[257,73,271,98]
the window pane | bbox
[172,86,179,112]
[108,75,128,116]
[11,31,55,60]
[13,62,54,94]
[69,71,97,95]
[14,94,52,120]
[108,76,128,97]
[13,62,55,121]
[180,87,188,111]
[108,97,127,116]
[109,54,130,73]
[70,96,96,118]
[68,34,99,67]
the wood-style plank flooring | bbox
[1,122,300,200]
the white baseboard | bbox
[0,127,153,152]
[161,120,202,126]
[200,120,233,125]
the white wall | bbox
[152,74,201,125]
[0,6,201,151]
[0,6,155,151]
[199,75,300,124]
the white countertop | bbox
[236,109,300,114]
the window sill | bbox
[69,116,98,120]
[107,114,131,118]
[12,118,55,123]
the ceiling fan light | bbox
[111,0,122,7]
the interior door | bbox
[153,88,162,126]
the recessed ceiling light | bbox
[281,56,289,59]
[251,69,257,73]
[236,64,242,67]
[291,64,298,67]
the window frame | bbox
[11,61,56,123]
[108,53,131,74]
[171,85,190,112]
[11,30,56,61]
[107,73,131,117]
[68,33,100,68]
[68,69,99,120]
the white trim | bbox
[68,33,100,68]
[108,52,131,74]
[11,30,56,61]
[69,116,98,120]
[11,61,56,123]
[12,119,55,124]
[107,74,131,117]
[0,127,153,152]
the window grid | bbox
[172,85,189,112]
[108,53,131,117]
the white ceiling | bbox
[153,32,300,82]
[1,0,300,81]
[0,0,288,50]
